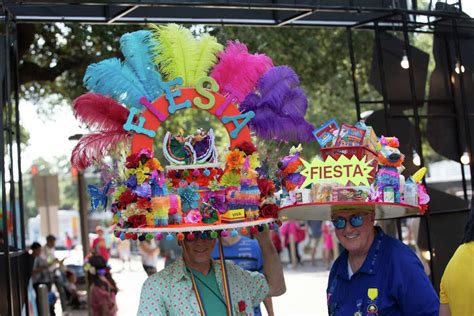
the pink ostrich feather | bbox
[71,93,131,170]
[73,93,130,130]
[210,41,273,103]
[71,131,130,170]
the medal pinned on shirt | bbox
[366,288,379,315]
[354,299,363,316]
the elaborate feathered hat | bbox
[71,24,315,239]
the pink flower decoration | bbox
[185,209,202,224]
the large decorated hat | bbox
[71,24,316,241]
[277,119,429,220]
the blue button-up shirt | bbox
[327,227,439,315]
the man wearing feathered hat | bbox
[137,230,285,315]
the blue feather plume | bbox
[84,58,152,109]
[120,30,164,102]
[240,65,315,142]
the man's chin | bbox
[191,253,211,262]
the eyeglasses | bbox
[332,214,366,230]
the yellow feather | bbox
[150,24,197,86]
[191,34,223,85]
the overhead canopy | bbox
[1,0,466,26]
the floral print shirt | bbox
[137,257,269,315]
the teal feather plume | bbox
[120,30,164,102]
[83,58,147,109]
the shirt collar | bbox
[170,256,223,284]
[336,226,385,279]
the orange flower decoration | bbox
[144,158,163,171]
[226,149,245,171]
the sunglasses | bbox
[332,214,366,230]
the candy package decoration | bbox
[335,123,366,147]
[313,119,340,148]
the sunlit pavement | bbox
[109,255,329,316]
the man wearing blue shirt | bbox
[213,234,275,316]
[327,209,439,315]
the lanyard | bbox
[188,268,227,307]
[187,238,234,316]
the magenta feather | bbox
[71,131,130,170]
[210,41,273,103]
[73,93,130,130]
[71,93,131,170]
[240,66,315,142]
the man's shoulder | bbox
[382,234,416,258]
[146,259,184,284]
[379,234,423,271]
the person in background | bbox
[212,233,275,316]
[322,220,334,269]
[280,219,305,266]
[327,209,439,315]
[65,232,73,253]
[117,238,131,271]
[139,239,160,276]
[158,236,182,267]
[31,242,56,315]
[87,255,118,316]
[41,234,62,270]
[65,269,85,309]
[92,226,110,262]
[439,212,474,316]
[307,220,322,266]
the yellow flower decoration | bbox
[226,149,245,171]
[126,165,150,185]
[249,152,261,169]
[220,171,241,187]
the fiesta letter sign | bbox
[300,155,374,187]
[123,76,254,153]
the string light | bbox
[455,62,465,74]
[400,53,409,69]
[460,151,470,165]
[412,150,421,167]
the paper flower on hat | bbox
[144,158,162,171]
[220,171,240,187]
[177,182,200,212]
[133,182,152,198]
[138,148,154,159]
[201,203,219,224]
[128,214,147,227]
[260,204,279,218]
[226,149,246,171]
[126,154,141,169]
[203,190,227,214]
[126,174,138,189]
[185,209,202,224]
[136,198,151,210]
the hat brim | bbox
[114,218,277,234]
[279,202,422,221]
